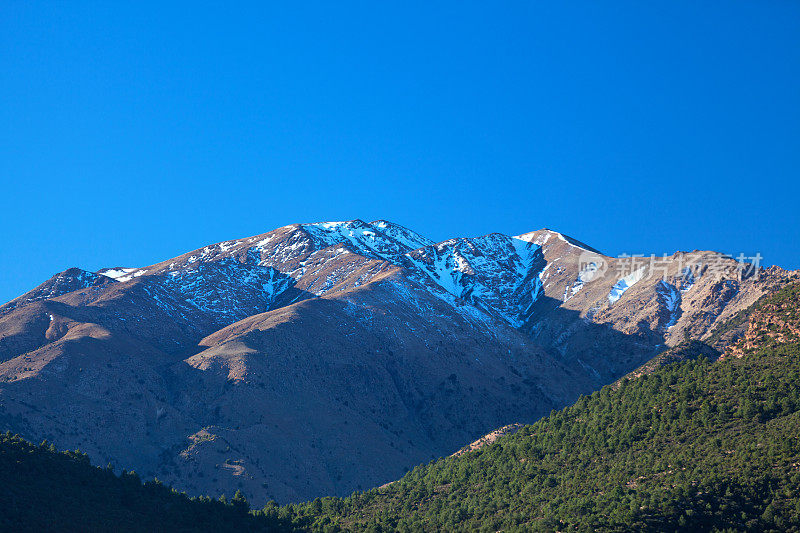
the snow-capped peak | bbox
[84,221,563,330]
[98,267,146,282]
[368,220,435,250]
[406,233,544,326]
[515,228,602,254]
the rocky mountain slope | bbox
[0,219,795,504]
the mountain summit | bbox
[0,220,795,504]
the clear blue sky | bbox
[1,2,799,304]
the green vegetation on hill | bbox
[614,339,721,386]
[282,283,800,532]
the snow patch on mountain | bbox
[515,229,597,254]
[218,240,242,252]
[407,250,471,299]
[608,267,647,304]
[0,268,111,314]
[387,278,500,332]
[657,280,682,328]
[99,268,140,281]
[156,260,293,321]
[302,220,411,263]
[295,222,545,325]
[679,266,696,293]
[406,234,543,326]
[369,220,434,250]
[564,261,602,302]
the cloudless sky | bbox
[1,1,799,304]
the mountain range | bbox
[0,219,796,505]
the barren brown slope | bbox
[154,270,589,503]
[0,268,588,505]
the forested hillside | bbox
[283,282,800,532]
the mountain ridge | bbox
[0,219,796,504]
